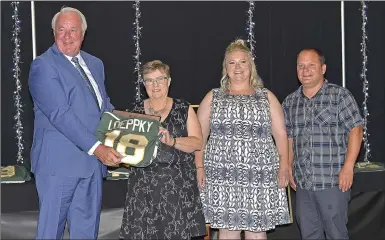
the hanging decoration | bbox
[11,1,24,165]
[246,1,256,60]
[133,0,143,102]
[360,1,371,162]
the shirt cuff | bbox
[88,141,101,155]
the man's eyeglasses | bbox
[143,76,168,86]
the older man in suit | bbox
[29,7,121,239]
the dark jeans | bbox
[296,186,351,239]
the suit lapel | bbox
[51,44,85,84]
[51,44,103,112]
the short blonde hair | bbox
[220,39,263,91]
[141,60,170,79]
[52,7,87,36]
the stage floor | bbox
[1,170,384,239]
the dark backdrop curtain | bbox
[3,2,384,168]
[1,1,33,169]
[2,1,349,167]
[1,2,385,239]
[345,2,385,163]
[2,0,384,182]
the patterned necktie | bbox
[71,57,100,108]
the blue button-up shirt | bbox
[282,81,363,191]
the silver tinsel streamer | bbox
[11,1,24,165]
[246,1,256,60]
[360,1,371,162]
[133,0,143,102]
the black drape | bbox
[1,1,33,169]
[1,2,385,238]
[2,1,354,167]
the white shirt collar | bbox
[64,52,82,63]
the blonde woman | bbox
[196,39,290,239]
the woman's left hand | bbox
[196,167,206,189]
[158,127,175,147]
[278,167,289,188]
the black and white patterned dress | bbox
[119,98,206,240]
[200,88,291,232]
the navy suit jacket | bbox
[29,44,114,178]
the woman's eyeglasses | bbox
[144,76,168,86]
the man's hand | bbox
[94,144,122,166]
[288,167,296,191]
[339,165,354,192]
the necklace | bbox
[148,98,168,116]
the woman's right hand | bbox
[196,167,206,189]
[277,167,289,189]
[158,127,174,147]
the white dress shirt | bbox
[64,53,102,155]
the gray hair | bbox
[51,7,87,36]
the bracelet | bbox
[196,166,204,169]
[171,137,176,147]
